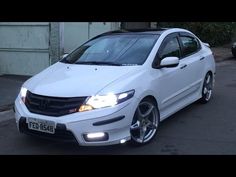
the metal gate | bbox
[63,22,120,53]
[0,22,120,76]
[0,22,50,76]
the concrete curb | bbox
[215,56,235,63]
[0,104,14,112]
[0,109,14,123]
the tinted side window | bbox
[159,37,181,60]
[180,36,200,57]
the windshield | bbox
[61,34,159,66]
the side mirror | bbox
[160,57,179,68]
[61,53,69,59]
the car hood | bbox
[24,62,140,97]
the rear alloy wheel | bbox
[130,98,159,145]
[199,72,213,104]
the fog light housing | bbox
[83,132,109,142]
[120,139,127,144]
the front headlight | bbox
[20,87,28,103]
[79,90,135,112]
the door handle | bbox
[199,56,205,61]
[180,64,187,69]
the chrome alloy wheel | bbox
[201,73,213,103]
[130,100,159,144]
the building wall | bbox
[0,22,50,75]
[64,22,89,54]
[0,22,120,76]
[63,22,120,53]
[121,22,150,29]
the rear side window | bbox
[180,36,201,57]
[159,37,181,59]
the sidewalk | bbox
[0,75,30,111]
[211,43,235,62]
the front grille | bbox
[25,91,87,117]
[19,117,77,142]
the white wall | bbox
[0,22,50,75]
[0,22,121,76]
[63,22,120,53]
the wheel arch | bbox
[140,95,158,107]
[136,89,160,108]
[137,92,160,117]
[204,70,215,85]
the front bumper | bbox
[14,95,139,146]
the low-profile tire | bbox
[199,72,213,104]
[232,48,236,58]
[129,98,159,146]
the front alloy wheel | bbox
[199,72,213,103]
[130,98,159,145]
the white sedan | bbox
[14,28,215,146]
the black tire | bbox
[232,47,236,58]
[129,98,159,146]
[199,72,213,104]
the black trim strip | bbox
[93,116,125,126]
[199,57,205,61]
[180,64,187,69]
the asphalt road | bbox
[0,59,236,155]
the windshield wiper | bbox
[75,61,123,66]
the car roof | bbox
[96,28,170,37]
[90,28,193,42]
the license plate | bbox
[28,118,55,134]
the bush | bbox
[157,22,235,47]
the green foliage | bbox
[157,22,235,47]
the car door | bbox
[152,33,190,120]
[178,32,204,100]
